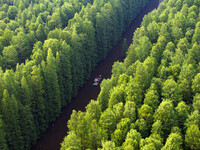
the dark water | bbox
[31,0,160,149]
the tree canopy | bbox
[61,0,200,149]
[0,0,150,149]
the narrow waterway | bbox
[31,0,160,149]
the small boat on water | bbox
[93,75,102,86]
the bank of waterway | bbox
[31,0,160,149]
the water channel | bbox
[31,0,161,149]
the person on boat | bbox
[94,77,98,83]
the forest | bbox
[0,0,150,149]
[61,0,200,149]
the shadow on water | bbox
[31,0,160,149]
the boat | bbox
[92,75,102,86]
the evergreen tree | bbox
[60,131,81,150]
[11,31,31,63]
[99,108,117,138]
[185,124,200,150]
[175,101,190,130]
[43,48,61,122]
[2,45,19,68]
[1,90,24,150]
[18,103,37,150]
[122,129,142,150]
[154,100,177,138]
[162,78,182,106]
[20,76,31,106]
[161,133,183,150]
[123,101,136,122]
[59,41,72,104]
[31,65,46,134]
[0,116,8,150]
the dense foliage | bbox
[61,0,200,149]
[0,0,149,149]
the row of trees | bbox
[0,0,149,149]
[61,0,200,149]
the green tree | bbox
[178,63,196,102]
[60,131,81,150]
[78,19,97,79]
[193,94,200,112]
[185,29,194,42]
[150,43,163,64]
[134,61,152,99]
[187,43,200,66]
[0,116,8,150]
[177,38,190,55]
[134,36,152,62]
[18,0,25,12]
[85,100,101,121]
[154,100,177,138]
[112,102,124,123]
[123,101,136,122]
[185,124,200,150]
[192,22,200,44]
[87,119,102,149]
[2,45,19,68]
[124,27,146,66]
[108,86,125,108]
[43,38,61,57]
[99,108,117,138]
[20,76,30,105]
[1,90,23,150]
[111,118,130,146]
[100,141,118,150]
[2,69,17,97]
[112,61,126,77]
[67,110,90,149]
[138,104,154,130]
[35,24,46,42]
[1,29,13,47]
[27,31,37,48]
[31,65,46,134]
[111,129,123,147]
[159,23,171,43]
[185,110,200,128]
[18,103,37,150]
[161,133,183,150]
[170,48,184,67]
[68,110,78,133]
[140,134,163,150]
[125,76,142,107]
[11,31,31,62]
[162,78,182,106]
[134,119,149,138]
[69,28,84,96]
[192,73,200,94]
[75,111,90,149]
[147,21,160,43]
[171,27,184,44]
[122,129,142,150]
[151,120,163,136]
[7,6,18,19]
[175,101,190,129]
[58,41,72,104]
[144,86,160,111]
[43,48,61,122]
[48,11,62,30]
[97,79,113,111]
